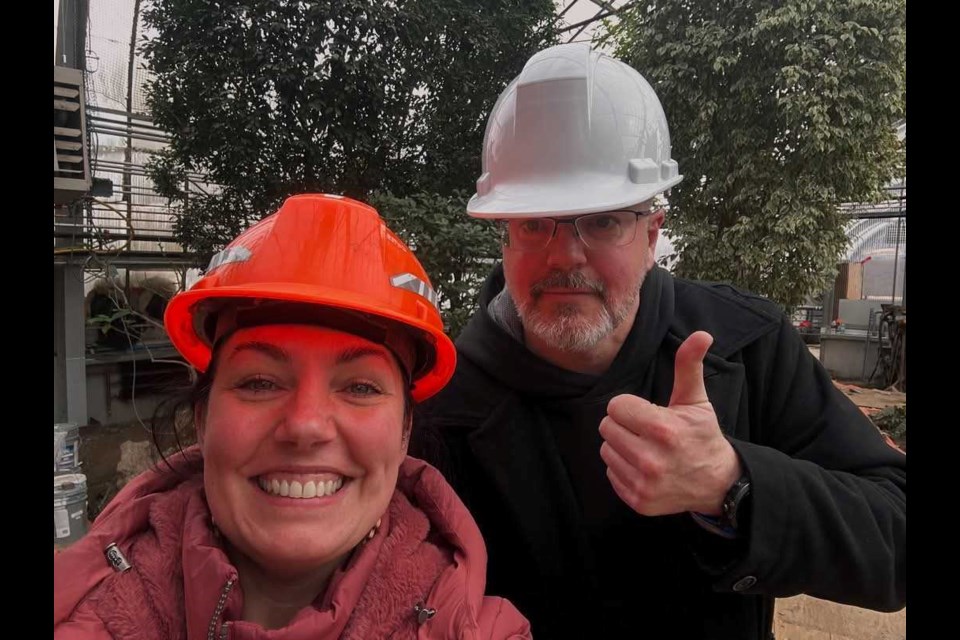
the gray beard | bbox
[515,288,638,352]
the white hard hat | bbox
[468,43,683,219]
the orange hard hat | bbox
[164,194,456,402]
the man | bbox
[412,43,906,639]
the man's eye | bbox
[519,220,546,234]
[586,215,619,230]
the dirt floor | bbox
[774,595,905,640]
[832,381,907,412]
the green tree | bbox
[600,0,905,309]
[142,0,555,208]
[141,0,554,332]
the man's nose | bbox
[545,221,588,269]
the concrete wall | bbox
[837,299,884,331]
[820,333,880,383]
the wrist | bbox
[698,446,743,516]
[692,471,752,537]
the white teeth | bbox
[259,475,345,498]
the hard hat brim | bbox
[466,174,683,219]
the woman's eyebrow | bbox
[335,345,392,367]
[226,341,290,364]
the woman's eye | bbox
[345,382,383,396]
[236,376,278,393]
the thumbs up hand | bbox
[599,331,742,517]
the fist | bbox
[598,331,741,516]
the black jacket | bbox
[412,265,906,640]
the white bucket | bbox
[54,473,89,546]
[54,423,81,472]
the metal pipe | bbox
[87,119,170,136]
[890,215,903,304]
[94,159,213,183]
[124,0,141,237]
[89,126,170,145]
[87,105,154,122]
[53,230,176,243]
[88,114,168,132]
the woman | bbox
[53,194,530,639]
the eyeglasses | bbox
[498,209,657,252]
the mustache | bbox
[530,270,605,298]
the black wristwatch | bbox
[690,474,752,539]
[719,475,751,531]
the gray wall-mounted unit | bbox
[54,65,92,205]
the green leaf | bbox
[600,0,905,309]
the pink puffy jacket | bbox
[54,448,530,640]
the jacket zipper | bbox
[207,576,236,640]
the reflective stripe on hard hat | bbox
[207,246,252,272]
[390,273,439,309]
[468,43,683,219]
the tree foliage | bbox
[140,0,554,332]
[600,0,905,309]
[142,0,555,206]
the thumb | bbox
[669,331,714,407]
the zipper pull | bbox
[414,600,437,625]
